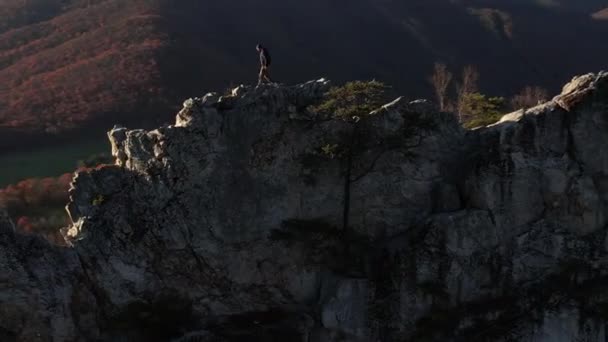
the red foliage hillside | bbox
[0,163,111,245]
[0,172,73,244]
[0,0,170,133]
[1,0,608,138]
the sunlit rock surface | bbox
[1,72,608,341]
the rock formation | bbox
[1,72,608,341]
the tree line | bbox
[429,62,549,128]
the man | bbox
[256,44,273,86]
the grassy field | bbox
[0,138,109,187]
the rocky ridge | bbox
[1,72,608,341]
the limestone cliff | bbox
[1,72,608,341]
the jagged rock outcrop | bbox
[1,72,608,341]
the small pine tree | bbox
[311,80,390,121]
[461,92,506,128]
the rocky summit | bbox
[2,72,608,341]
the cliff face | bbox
[1,73,608,341]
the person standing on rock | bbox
[256,44,273,86]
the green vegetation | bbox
[0,172,73,244]
[460,93,506,129]
[92,194,105,206]
[320,143,340,159]
[0,137,111,244]
[0,138,108,187]
[428,63,547,128]
[307,79,436,233]
[310,80,390,121]
[2,0,607,138]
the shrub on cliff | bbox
[461,92,506,129]
[310,80,391,121]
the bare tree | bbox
[460,65,479,95]
[428,63,453,111]
[456,65,480,122]
[511,86,549,110]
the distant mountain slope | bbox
[0,0,168,136]
[1,0,607,141]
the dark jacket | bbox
[259,48,271,67]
